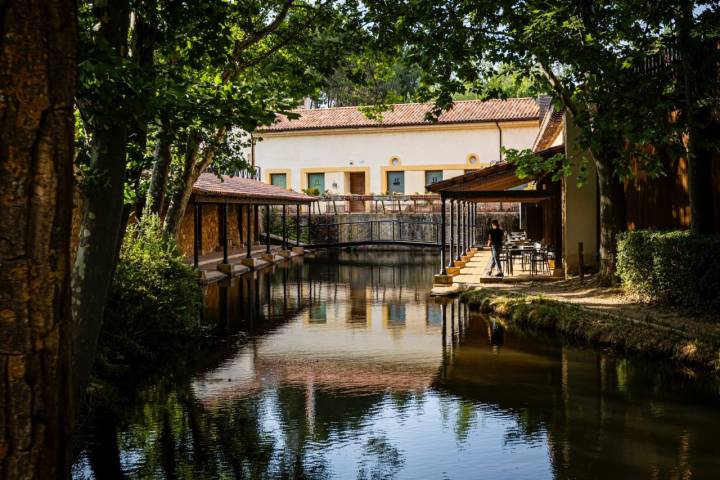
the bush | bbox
[99,212,203,371]
[617,230,720,309]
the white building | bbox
[253,97,543,198]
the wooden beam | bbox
[442,190,554,202]
[193,194,315,205]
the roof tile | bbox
[193,173,315,203]
[258,98,540,132]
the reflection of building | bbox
[425,304,443,327]
[255,98,541,196]
[309,304,327,323]
[384,304,406,326]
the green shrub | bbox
[617,230,720,309]
[99,212,203,372]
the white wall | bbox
[256,122,539,194]
[562,115,598,273]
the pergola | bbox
[426,161,562,278]
[191,173,316,268]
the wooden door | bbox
[349,172,365,212]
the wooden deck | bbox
[433,247,557,294]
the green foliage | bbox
[99,212,203,373]
[453,63,547,101]
[503,147,575,183]
[359,0,719,180]
[617,230,720,309]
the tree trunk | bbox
[164,129,224,239]
[594,152,627,283]
[678,3,717,235]
[147,123,173,215]
[71,0,130,403]
[686,113,718,235]
[127,1,155,221]
[0,1,76,478]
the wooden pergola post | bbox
[193,202,201,268]
[282,205,287,250]
[439,196,447,275]
[471,203,476,246]
[448,200,455,268]
[455,201,462,261]
[462,202,467,253]
[296,203,301,246]
[307,202,312,244]
[222,203,229,264]
[254,205,259,242]
[465,201,469,253]
[265,204,271,254]
[246,205,252,259]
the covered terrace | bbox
[427,161,562,286]
[181,173,316,283]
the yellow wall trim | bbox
[300,166,370,192]
[379,163,491,192]
[265,168,293,190]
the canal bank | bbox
[461,282,720,373]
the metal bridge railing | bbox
[298,219,442,247]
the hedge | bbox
[616,230,720,309]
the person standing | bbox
[486,220,504,277]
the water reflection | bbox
[74,251,720,479]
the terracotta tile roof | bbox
[533,108,564,153]
[193,172,315,204]
[258,97,540,132]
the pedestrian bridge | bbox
[298,219,442,249]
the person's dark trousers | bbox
[490,244,503,273]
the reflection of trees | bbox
[434,306,720,479]
[357,435,405,480]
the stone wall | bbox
[177,203,258,258]
[307,211,519,245]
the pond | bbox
[73,250,720,479]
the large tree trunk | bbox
[0,0,76,478]
[594,152,627,283]
[164,129,224,239]
[71,0,130,403]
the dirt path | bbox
[475,273,720,340]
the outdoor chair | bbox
[520,245,534,271]
[499,249,512,275]
[530,246,550,276]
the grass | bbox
[460,288,720,373]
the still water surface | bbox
[74,251,720,479]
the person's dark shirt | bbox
[489,228,504,247]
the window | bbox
[307,173,325,193]
[270,173,287,188]
[425,170,443,188]
[387,171,404,193]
